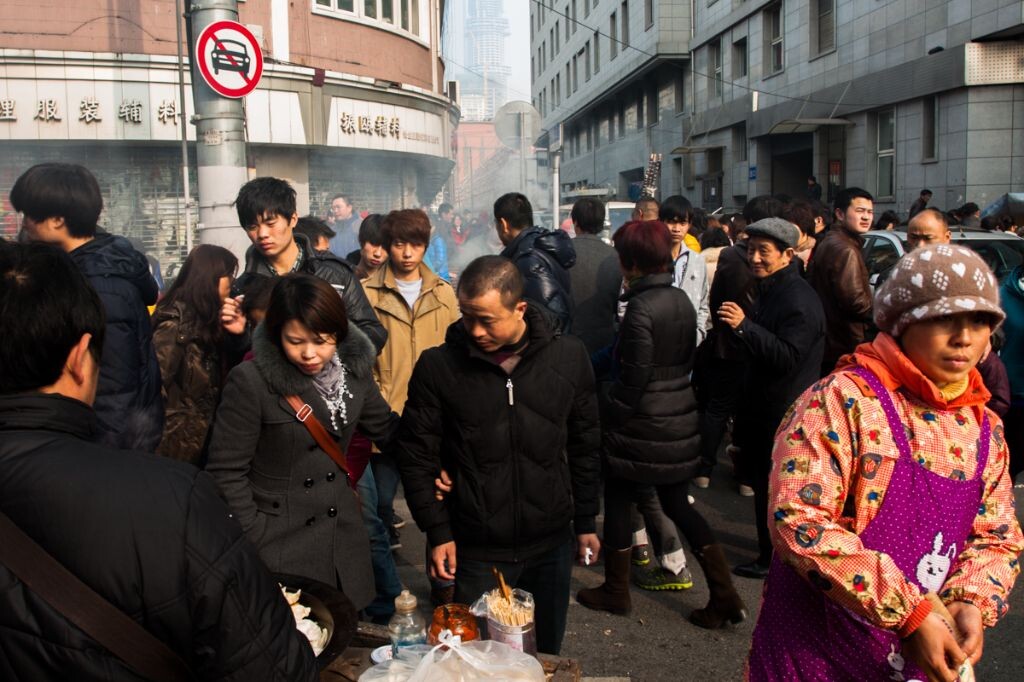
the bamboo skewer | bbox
[487,567,533,627]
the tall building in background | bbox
[453,0,511,121]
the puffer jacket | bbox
[707,240,755,361]
[501,226,576,333]
[0,392,317,680]
[235,233,388,353]
[397,305,602,562]
[807,227,874,374]
[603,273,701,484]
[152,301,223,465]
[69,232,163,451]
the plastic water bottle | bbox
[388,590,426,656]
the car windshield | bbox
[607,207,634,233]
[895,235,1024,280]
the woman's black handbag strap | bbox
[0,511,197,682]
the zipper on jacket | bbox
[507,375,520,561]
[506,378,515,405]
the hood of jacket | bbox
[251,319,377,396]
[69,233,156,301]
[504,226,577,269]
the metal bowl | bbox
[275,573,358,670]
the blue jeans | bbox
[371,450,402,530]
[357,466,403,621]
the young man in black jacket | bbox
[11,163,163,451]
[717,217,825,579]
[0,242,317,681]
[397,255,601,655]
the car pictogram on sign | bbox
[211,39,251,75]
[195,20,264,98]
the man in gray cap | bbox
[717,218,826,579]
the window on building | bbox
[922,96,939,161]
[610,12,618,58]
[733,37,747,78]
[566,63,572,98]
[382,0,394,24]
[812,0,835,55]
[732,123,747,162]
[645,0,654,29]
[764,3,783,75]
[675,72,685,111]
[530,11,535,41]
[709,38,723,97]
[618,101,626,137]
[556,21,561,51]
[585,0,590,17]
[647,85,658,125]
[585,43,592,81]
[621,1,630,47]
[364,0,376,18]
[594,30,601,72]
[315,0,422,36]
[550,29,555,58]
[876,108,896,199]
[636,92,644,129]
[565,6,571,40]
[572,0,578,32]
[555,75,561,105]
[531,56,536,82]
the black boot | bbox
[690,544,748,629]
[577,548,632,615]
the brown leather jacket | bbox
[152,301,224,464]
[807,228,873,374]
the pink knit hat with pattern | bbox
[874,243,1005,337]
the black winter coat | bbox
[706,240,756,361]
[236,233,388,352]
[0,393,317,681]
[603,274,702,484]
[501,227,576,333]
[69,233,163,451]
[732,261,826,445]
[397,305,602,562]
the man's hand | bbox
[717,302,745,330]
[434,468,452,502]
[576,534,601,566]
[221,296,246,335]
[430,542,457,581]
[902,612,967,682]
[947,601,984,666]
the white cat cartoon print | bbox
[915,531,957,593]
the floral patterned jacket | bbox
[769,334,1023,630]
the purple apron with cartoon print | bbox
[748,366,989,681]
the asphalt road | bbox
[390,473,1024,681]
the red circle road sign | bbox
[196,20,263,98]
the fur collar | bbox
[252,321,376,396]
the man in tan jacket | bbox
[363,209,460,550]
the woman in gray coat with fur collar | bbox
[206,275,398,611]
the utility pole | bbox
[186,0,251,258]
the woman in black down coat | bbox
[577,220,747,629]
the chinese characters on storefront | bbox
[0,97,182,125]
[337,110,440,146]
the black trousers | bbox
[696,358,746,476]
[735,423,775,563]
[603,475,716,554]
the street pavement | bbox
[390,471,1024,681]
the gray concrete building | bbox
[533,0,1024,217]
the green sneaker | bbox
[633,565,694,591]
[631,544,652,567]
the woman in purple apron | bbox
[748,244,1023,681]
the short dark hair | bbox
[659,195,694,224]
[726,213,748,237]
[833,187,873,214]
[0,241,105,393]
[438,202,453,215]
[700,226,732,249]
[457,255,524,309]
[493,193,533,231]
[613,220,673,275]
[156,245,238,348]
[980,215,1002,232]
[808,175,817,183]
[743,195,785,223]
[358,214,385,246]
[239,273,276,319]
[294,216,336,243]
[381,209,431,248]
[331,193,351,205]
[783,201,817,237]
[263,274,348,354]
[873,210,901,231]
[921,189,933,196]
[10,163,103,238]
[959,202,980,216]
[571,198,605,234]
[235,177,297,229]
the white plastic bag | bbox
[358,631,544,682]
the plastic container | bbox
[387,590,426,656]
[428,603,480,644]
[484,589,537,656]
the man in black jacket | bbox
[717,218,825,579]
[397,255,601,655]
[11,163,163,451]
[228,177,387,352]
[495,192,576,333]
[0,241,317,681]
[568,197,620,354]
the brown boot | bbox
[577,548,632,615]
[689,544,748,629]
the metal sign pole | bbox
[175,0,193,254]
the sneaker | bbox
[693,476,710,489]
[631,544,652,567]
[633,565,694,591]
[388,527,402,550]
[392,513,407,529]
[738,484,755,497]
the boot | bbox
[689,544,748,629]
[577,548,632,615]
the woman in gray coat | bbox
[206,274,398,611]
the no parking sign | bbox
[195,21,263,98]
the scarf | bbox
[312,353,353,431]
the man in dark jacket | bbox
[495,192,576,332]
[11,162,163,451]
[229,177,387,352]
[807,187,875,375]
[397,255,601,655]
[568,197,620,353]
[0,241,317,681]
[718,218,825,579]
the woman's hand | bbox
[221,296,246,335]
[717,302,745,330]
[946,601,984,665]
[902,612,968,682]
